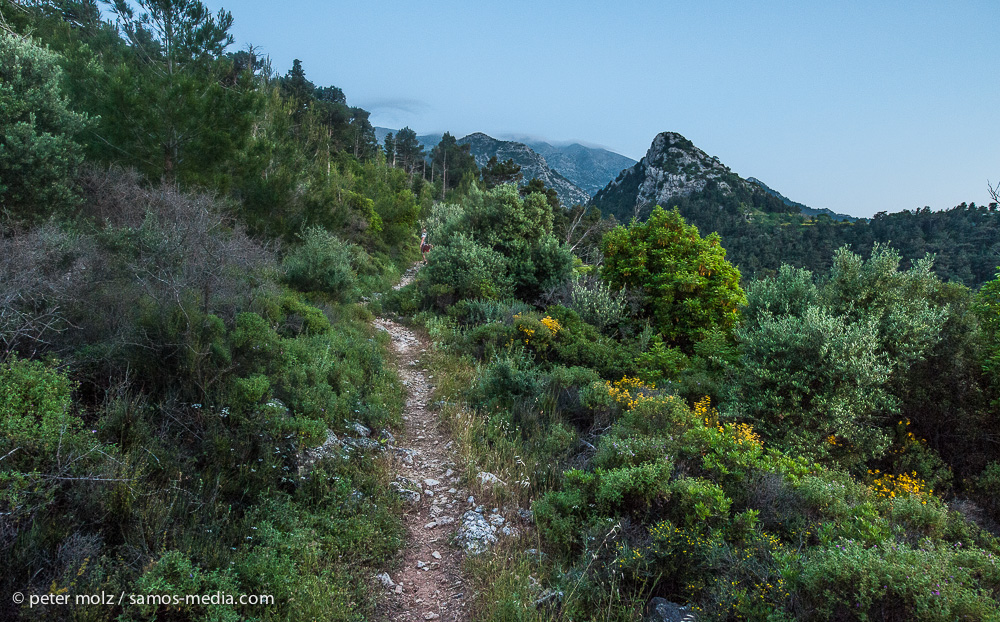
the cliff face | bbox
[591,132,749,220]
[458,133,590,206]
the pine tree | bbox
[0,31,89,226]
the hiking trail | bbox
[374,265,470,622]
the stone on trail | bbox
[646,597,698,622]
[349,421,371,437]
[457,510,499,554]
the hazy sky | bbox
[202,1,994,217]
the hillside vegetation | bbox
[3,2,1000,622]
[385,197,1000,619]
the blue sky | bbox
[193,1,995,217]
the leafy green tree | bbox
[602,206,745,350]
[822,245,947,386]
[393,126,424,177]
[976,268,1000,405]
[520,177,560,211]
[0,31,89,226]
[347,106,377,160]
[383,131,396,166]
[280,59,315,110]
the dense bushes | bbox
[419,184,574,308]
[0,169,406,620]
[729,247,975,478]
[528,387,1000,621]
[414,225,1000,621]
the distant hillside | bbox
[457,133,590,206]
[375,127,623,205]
[522,140,636,196]
[747,177,855,222]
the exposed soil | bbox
[375,266,469,622]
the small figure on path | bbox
[420,228,433,264]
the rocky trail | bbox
[374,265,470,622]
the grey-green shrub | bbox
[568,277,627,331]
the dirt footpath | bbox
[374,292,469,621]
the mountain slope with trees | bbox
[592,131,1000,286]
[457,132,590,207]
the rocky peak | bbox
[592,131,749,221]
[635,131,740,204]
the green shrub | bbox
[796,540,1000,622]
[420,184,573,306]
[127,550,242,621]
[593,435,670,470]
[474,351,542,411]
[969,461,1000,519]
[448,298,533,326]
[669,476,732,526]
[595,460,674,513]
[283,226,361,302]
[463,321,518,361]
[730,305,894,468]
[421,232,513,307]
[0,356,92,472]
[543,305,636,379]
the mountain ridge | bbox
[456,132,590,206]
[374,127,633,205]
[747,177,855,222]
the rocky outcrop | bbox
[592,131,749,221]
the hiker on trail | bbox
[420,228,433,263]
